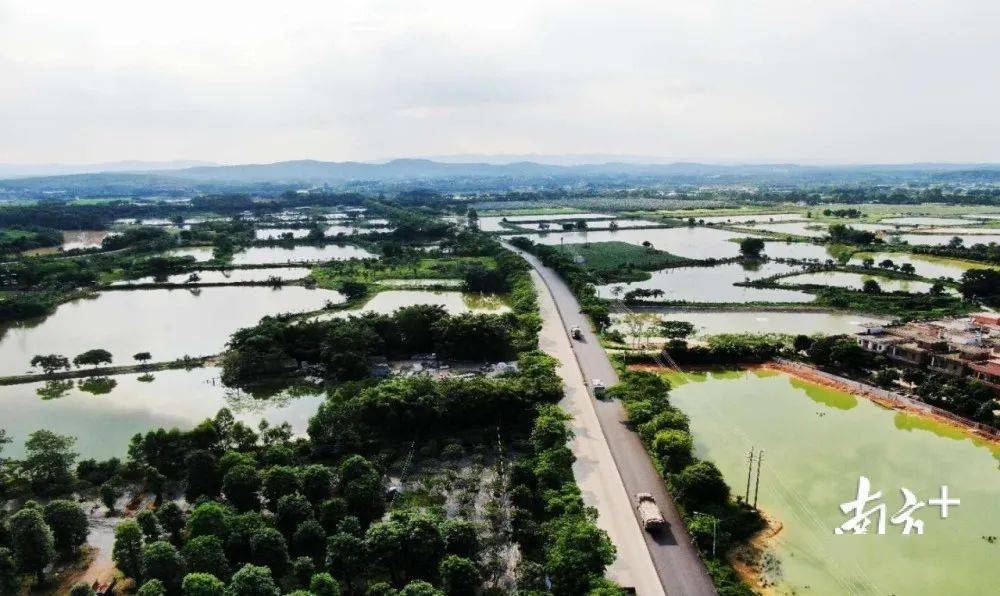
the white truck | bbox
[636,492,666,532]
[591,378,606,398]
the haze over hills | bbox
[0,160,217,179]
[1,158,999,198]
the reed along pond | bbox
[664,368,999,595]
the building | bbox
[855,315,1000,392]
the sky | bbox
[1,0,999,165]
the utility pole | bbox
[744,446,755,503]
[692,512,718,558]
[753,450,764,510]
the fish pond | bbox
[611,310,886,337]
[0,286,344,376]
[596,262,813,303]
[664,369,999,596]
[0,367,323,460]
[314,290,510,321]
[528,226,759,259]
[230,244,376,265]
[777,271,944,293]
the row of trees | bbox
[29,349,153,374]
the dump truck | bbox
[591,379,606,398]
[570,325,582,340]
[636,492,666,532]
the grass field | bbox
[554,240,693,282]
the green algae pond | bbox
[663,369,999,595]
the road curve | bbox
[507,243,717,596]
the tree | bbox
[250,527,289,577]
[861,279,882,294]
[441,520,480,559]
[325,532,364,585]
[0,547,19,596]
[9,506,55,584]
[186,450,221,501]
[291,556,316,587]
[30,353,70,374]
[182,535,230,582]
[792,334,813,352]
[878,259,896,270]
[114,521,146,581]
[157,501,186,544]
[673,461,730,506]
[70,581,97,596]
[337,456,384,523]
[309,572,341,596]
[659,320,695,340]
[142,540,185,592]
[650,429,694,472]
[290,466,329,506]
[42,500,89,556]
[439,555,480,596]
[830,338,867,370]
[22,429,77,495]
[223,465,262,512]
[137,509,162,541]
[292,520,326,564]
[262,466,299,510]
[182,572,226,596]
[134,352,153,364]
[137,579,167,596]
[187,502,232,541]
[738,238,765,259]
[276,493,314,538]
[73,348,113,368]
[544,517,615,596]
[399,581,443,596]
[959,269,1000,305]
[899,263,916,275]
[225,564,279,596]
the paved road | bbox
[532,269,664,596]
[507,243,717,596]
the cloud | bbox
[1,0,998,163]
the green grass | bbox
[554,241,694,282]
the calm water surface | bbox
[0,286,344,375]
[848,252,998,280]
[896,234,1000,247]
[881,217,973,226]
[744,222,829,238]
[529,227,759,259]
[0,367,323,460]
[230,244,375,264]
[314,290,509,320]
[596,262,812,303]
[778,271,943,293]
[113,267,311,285]
[666,369,999,595]
[611,310,886,336]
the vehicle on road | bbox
[591,378,606,398]
[570,325,582,340]
[636,492,666,532]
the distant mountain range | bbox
[2,158,999,196]
[0,160,217,179]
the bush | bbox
[182,572,225,596]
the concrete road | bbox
[508,243,717,596]
[533,269,664,596]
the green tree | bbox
[42,500,89,556]
[70,581,97,596]
[262,466,300,510]
[113,520,145,582]
[325,532,364,585]
[137,579,168,596]
[250,527,289,577]
[659,320,696,339]
[157,502,186,544]
[134,351,153,364]
[650,429,694,472]
[142,540,185,592]
[182,572,225,596]
[439,555,480,596]
[276,493,314,537]
[30,353,70,374]
[137,509,162,541]
[0,547,20,596]
[959,269,1000,305]
[441,520,480,559]
[338,456,384,523]
[544,517,616,596]
[225,564,280,596]
[861,279,882,294]
[9,505,55,583]
[292,520,326,563]
[22,429,78,495]
[365,582,399,596]
[182,535,231,582]
[673,461,730,506]
[187,502,232,541]
[223,465,262,512]
[186,450,221,501]
[738,238,765,259]
[399,581,443,596]
[73,348,113,368]
[299,465,333,505]
[309,572,341,596]
[291,556,316,588]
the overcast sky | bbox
[1,0,998,165]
